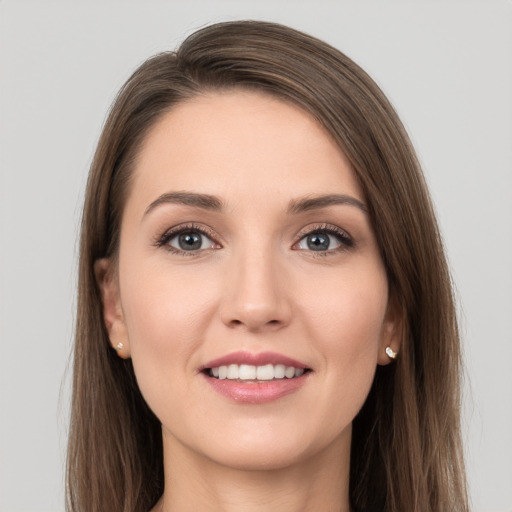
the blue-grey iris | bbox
[179,232,202,250]
[307,233,329,251]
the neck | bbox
[154,427,352,512]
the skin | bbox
[97,90,401,512]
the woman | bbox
[67,20,469,512]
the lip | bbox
[201,351,308,371]
[200,351,311,404]
[202,372,310,404]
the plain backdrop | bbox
[0,1,511,511]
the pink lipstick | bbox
[202,351,308,370]
[200,351,311,404]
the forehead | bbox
[129,90,363,212]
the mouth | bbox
[204,363,310,381]
[200,351,312,403]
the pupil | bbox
[307,233,329,251]
[179,232,201,250]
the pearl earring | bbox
[114,342,124,352]
[385,346,398,360]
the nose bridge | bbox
[221,236,291,331]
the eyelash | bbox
[294,223,354,257]
[154,223,219,257]
[154,222,354,257]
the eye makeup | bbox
[292,222,354,257]
[152,220,355,259]
[153,222,221,257]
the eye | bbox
[156,224,220,255]
[297,232,340,251]
[170,230,213,251]
[293,225,353,254]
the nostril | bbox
[227,318,282,331]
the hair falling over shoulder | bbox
[67,20,470,512]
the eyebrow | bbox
[287,194,368,215]
[144,191,223,216]
[143,191,367,217]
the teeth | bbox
[210,364,306,380]
[218,366,228,379]
[227,364,238,379]
[284,366,295,378]
[256,364,274,380]
[239,364,256,380]
[274,364,285,379]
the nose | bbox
[219,245,292,333]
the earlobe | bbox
[94,258,130,358]
[377,297,403,366]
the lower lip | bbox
[202,373,310,404]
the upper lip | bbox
[201,351,309,371]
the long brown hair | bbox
[67,20,469,512]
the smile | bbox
[201,351,311,403]
[208,364,306,380]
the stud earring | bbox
[114,342,124,352]
[385,346,398,360]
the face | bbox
[98,90,399,471]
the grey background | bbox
[0,1,511,511]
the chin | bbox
[204,442,314,472]
[185,421,351,473]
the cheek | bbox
[122,267,217,355]
[119,259,220,390]
[296,264,388,416]
[299,263,389,351]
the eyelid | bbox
[154,221,353,257]
[154,223,222,255]
[293,223,354,252]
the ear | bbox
[94,258,130,359]
[377,295,403,366]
